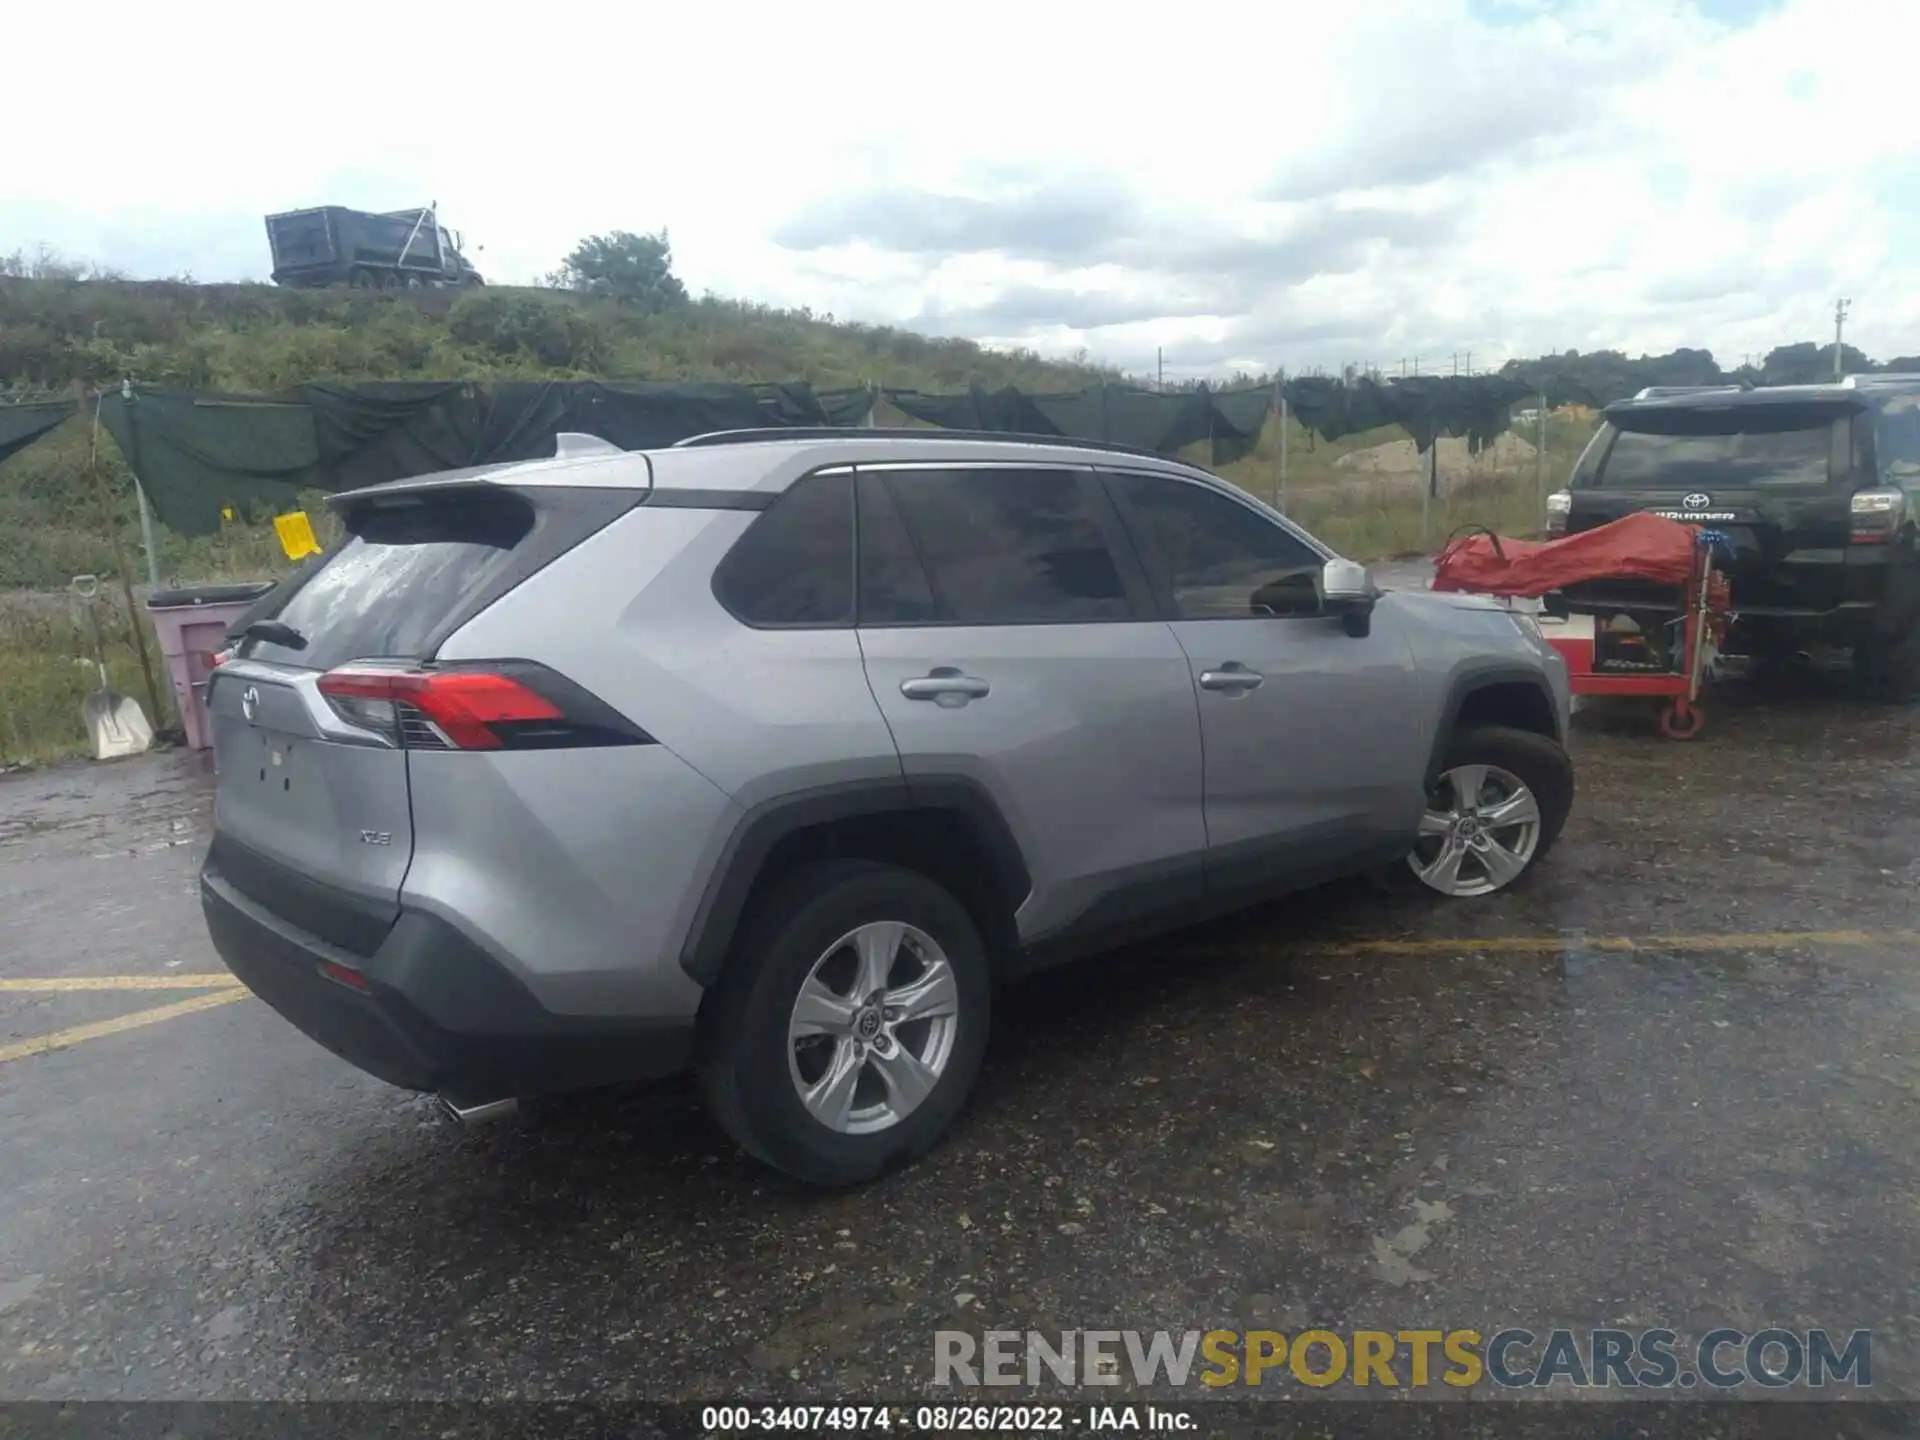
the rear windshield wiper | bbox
[233,619,307,651]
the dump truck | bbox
[265,205,485,290]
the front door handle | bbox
[1198,662,1264,693]
[901,668,991,703]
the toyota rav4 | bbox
[200,429,1574,1186]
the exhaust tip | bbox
[437,1095,520,1130]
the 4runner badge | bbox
[1653,492,1738,522]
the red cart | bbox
[1434,512,1732,740]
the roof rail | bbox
[672,427,1172,460]
[1630,385,1747,399]
[1842,373,1920,388]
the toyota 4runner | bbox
[201,429,1574,1186]
[1545,376,1920,697]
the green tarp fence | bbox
[4,373,1537,540]
[1275,374,1532,451]
[882,383,1278,466]
[0,399,78,466]
[884,375,1531,457]
[95,380,881,536]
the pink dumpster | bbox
[145,583,277,749]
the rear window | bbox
[237,486,536,670]
[1591,405,1847,490]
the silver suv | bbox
[201,429,1574,1186]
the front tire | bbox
[697,859,991,1186]
[1406,726,1573,897]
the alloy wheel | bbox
[1409,762,1542,897]
[786,921,960,1135]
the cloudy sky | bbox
[8,0,1916,380]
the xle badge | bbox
[360,831,393,846]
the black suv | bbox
[1546,377,1920,698]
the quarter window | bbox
[711,471,854,627]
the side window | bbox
[882,467,1137,625]
[1109,472,1324,619]
[856,471,939,624]
[710,470,854,627]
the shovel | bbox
[71,575,153,761]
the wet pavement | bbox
[2,675,1919,1407]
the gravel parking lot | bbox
[2,669,1917,1410]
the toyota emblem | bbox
[1682,493,1712,510]
[241,686,259,723]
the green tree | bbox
[555,229,689,310]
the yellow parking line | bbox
[0,988,252,1065]
[0,974,242,993]
[0,930,1905,1069]
[1310,930,1917,957]
[1185,929,1920,961]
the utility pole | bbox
[1833,298,1851,380]
[1536,392,1548,530]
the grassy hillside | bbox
[0,276,1125,586]
[0,277,1125,393]
[0,276,1590,763]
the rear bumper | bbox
[200,863,694,1104]
[1560,552,1895,620]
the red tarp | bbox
[1432,512,1701,598]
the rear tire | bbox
[349,267,379,290]
[697,859,991,1187]
[1404,726,1574,898]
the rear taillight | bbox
[1850,487,1906,545]
[211,649,232,669]
[1544,489,1572,535]
[316,662,651,751]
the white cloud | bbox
[5,0,1916,378]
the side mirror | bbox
[1319,558,1379,638]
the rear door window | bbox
[879,467,1141,624]
[855,471,939,625]
[237,486,537,670]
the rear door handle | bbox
[901,668,991,703]
[1198,663,1264,693]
